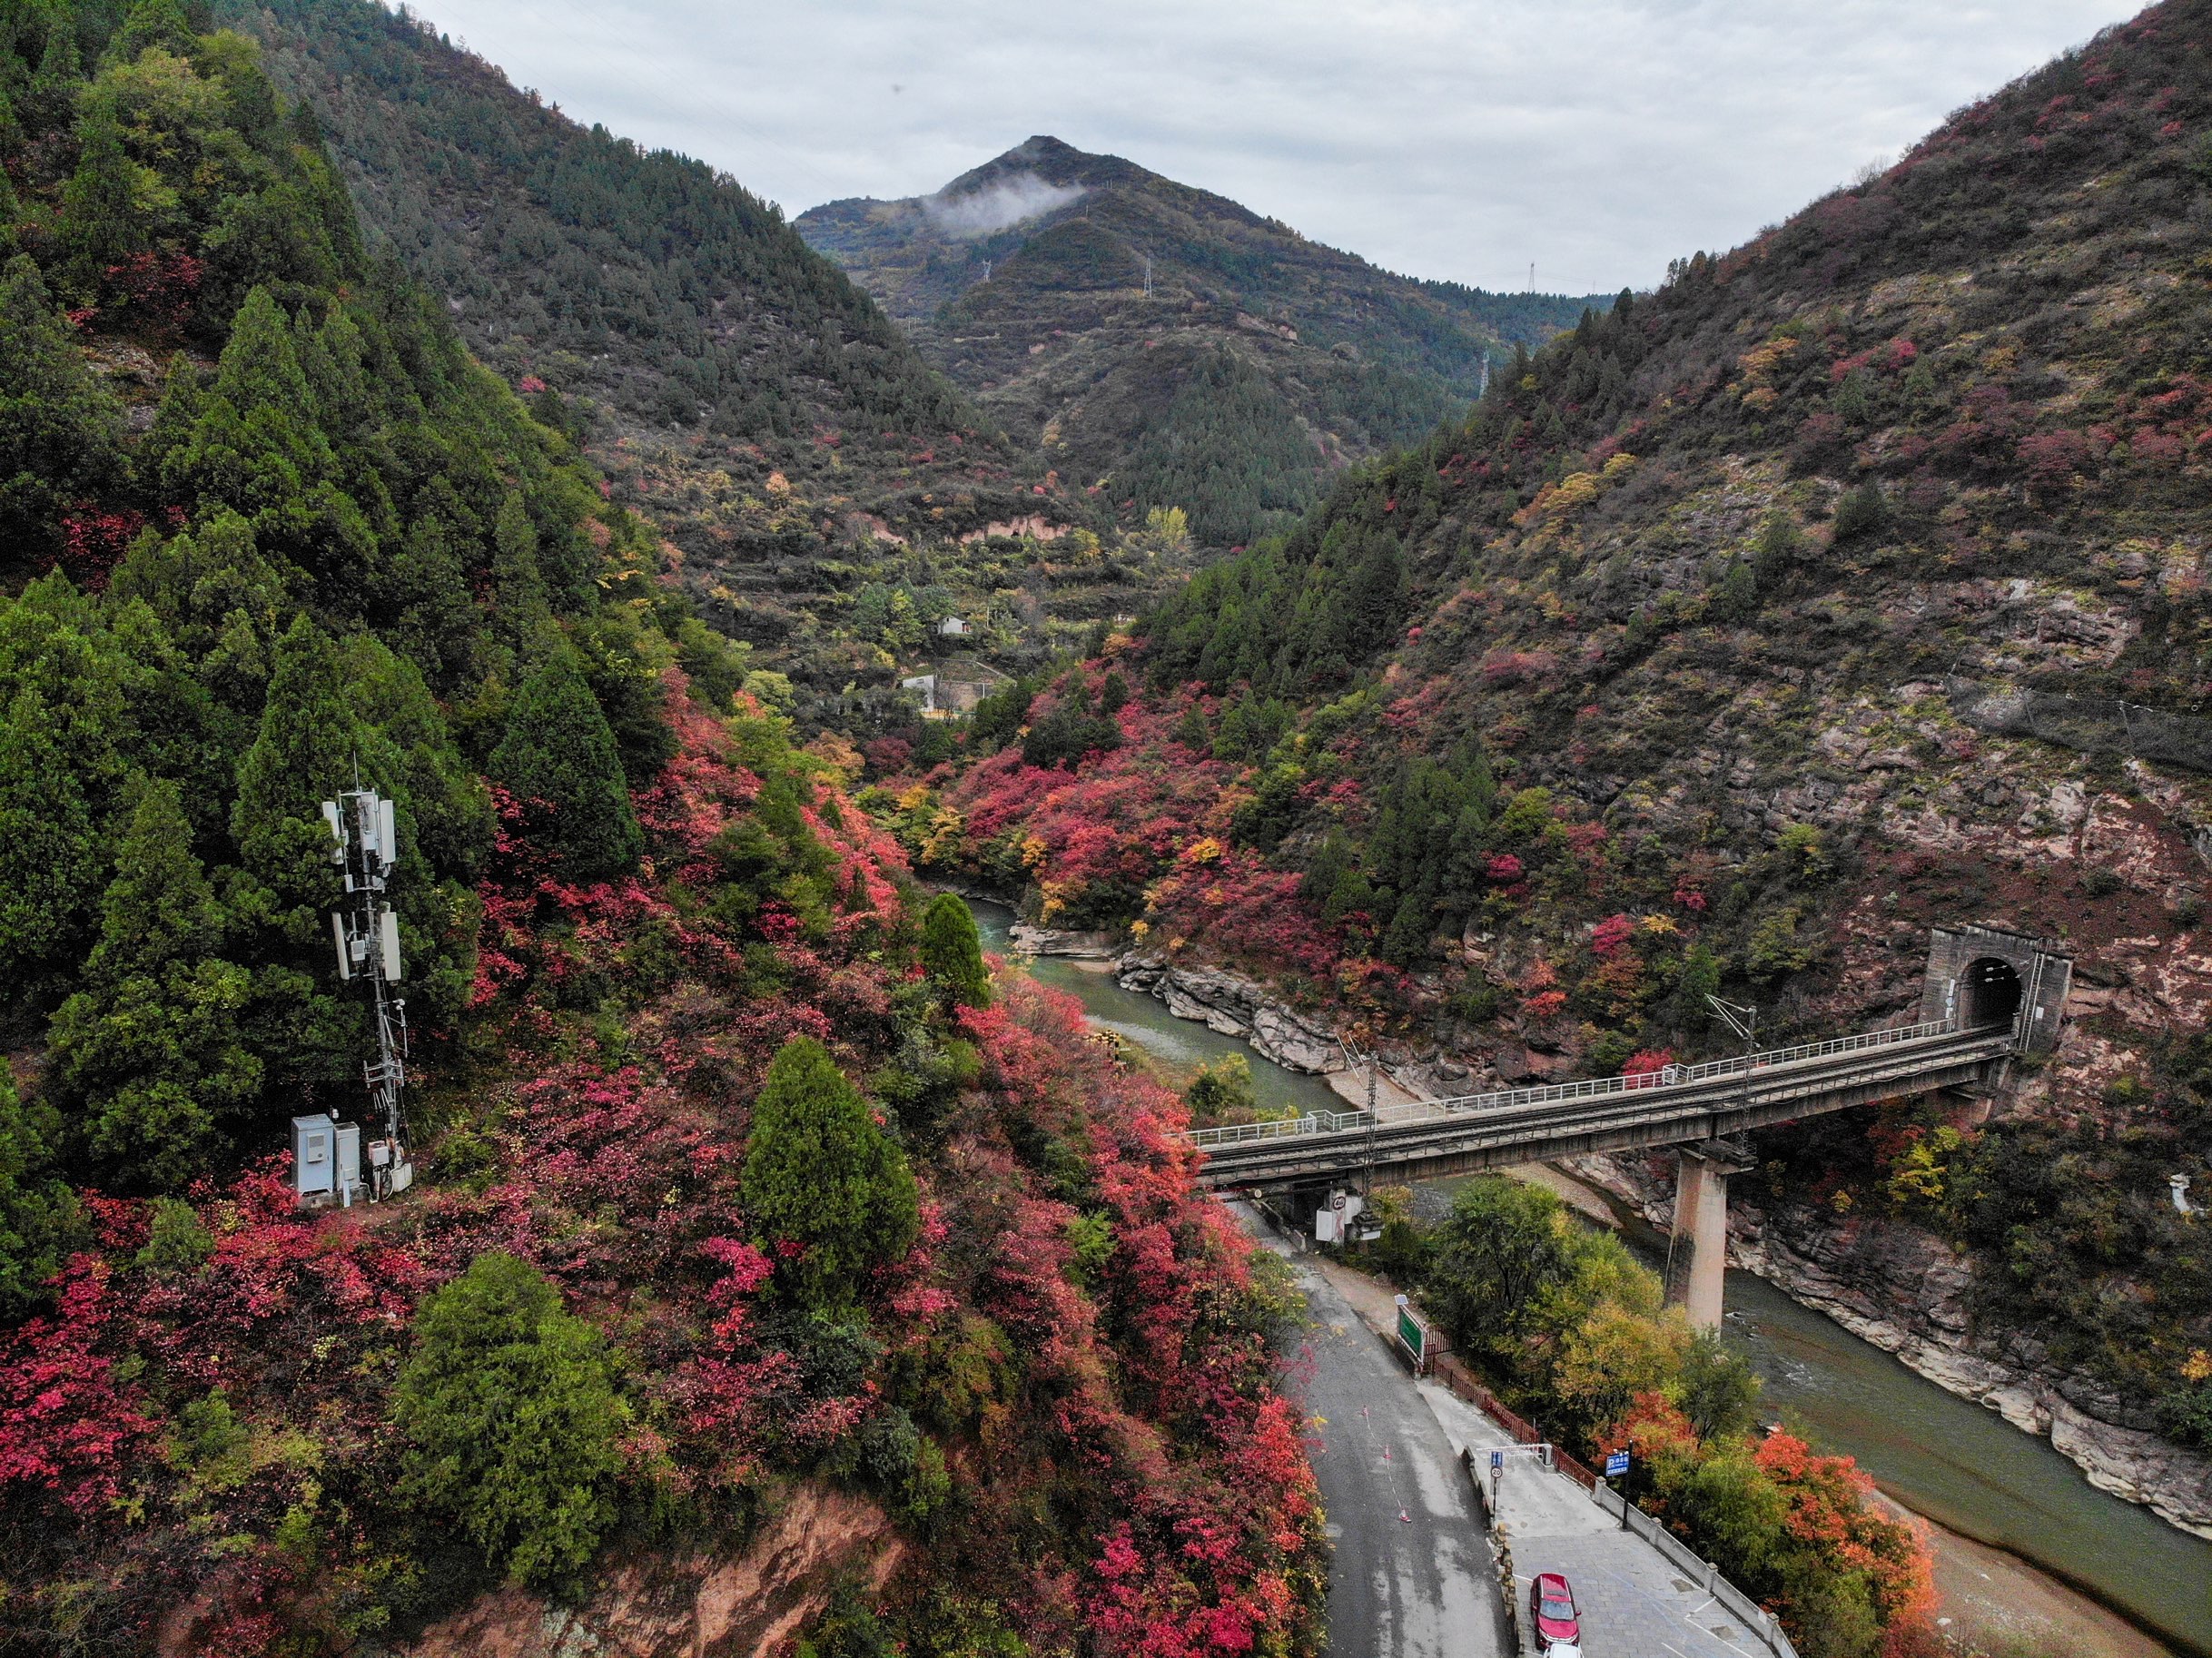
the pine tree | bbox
[386,504,480,689]
[394,1252,627,1587]
[337,634,493,880]
[59,94,166,289]
[488,643,642,879]
[48,778,259,1187]
[107,0,193,63]
[0,1063,79,1316]
[231,612,357,928]
[0,254,127,554]
[740,1036,919,1308]
[0,688,105,993]
[23,22,84,133]
[490,491,551,647]
[919,891,991,1012]
[161,286,372,591]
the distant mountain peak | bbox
[926,143,1087,238]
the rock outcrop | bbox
[1116,956,1346,1075]
[1007,923,1122,960]
[380,1485,902,1658]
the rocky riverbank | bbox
[1114,953,1349,1075]
[1565,1150,2212,1543]
[1005,922,1122,960]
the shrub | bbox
[1183,1053,1258,1124]
[741,1037,920,1307]
[394,1253,628,1587]
[919,892,991,1012]
[1831,482,1889,541]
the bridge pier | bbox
[1664,1142,1752,1332]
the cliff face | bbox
[371,1485,902,1658]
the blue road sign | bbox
[1605,1449,1630,1479]
[1490,1450,1504,1474]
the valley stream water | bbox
[968,898,2212,1655]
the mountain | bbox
[222,0,1189,710]
[885,0,2212,1551]
[801,136,1608,547]
[0,3,1319,1651]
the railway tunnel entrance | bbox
[1960,957,2023,1031]
[1921,925,2072,1054]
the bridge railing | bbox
[1183,1018,1970,1150]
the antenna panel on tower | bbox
[379,906,402,982]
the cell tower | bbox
[293,784,414,1206]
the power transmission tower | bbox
[321,784,414,1199]
[1143,255,1153,299]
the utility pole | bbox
[1708,992,1761,1128]
[321,784,414,1199]
[1339,1032,1378,1199]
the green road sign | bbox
[1397,1300,1425,1361]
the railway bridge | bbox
[1185,925,2071,1328]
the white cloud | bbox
[923,173,1087,237]
[410,0,2141,293]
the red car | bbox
[1528,1571,1581,1653]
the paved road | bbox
[1421,1384,1773,1658]
[1238,1206,1510,1658]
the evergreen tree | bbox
[161,285,374,594]
[108,0,194,63]
[386,502,479,689]
[394,1252,627,1587]
[0,1063,79,1316]
[0,688,104,994]
[58,94,164,288]
[337,634,493,879]
[488,643,641,879]
[490,490,551,647]
[48,777,259,1187]
[232,612,356,927]
[740,1036,919,1308]
[919,891,990,1012]
[0,253,127,555]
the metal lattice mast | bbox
[322,785,412,1188]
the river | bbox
[968,898,2212,1656]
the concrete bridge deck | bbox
[1186,1019,2015,1190]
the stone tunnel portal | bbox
[1960,956,2023,1030]
[1921,925,2072,1055]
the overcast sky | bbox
[410,0,2140,295]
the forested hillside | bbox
[883,0,2212,1517]
[214,0,1199,715]
[801,136,1607,548]
[0,3,1321,1651]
